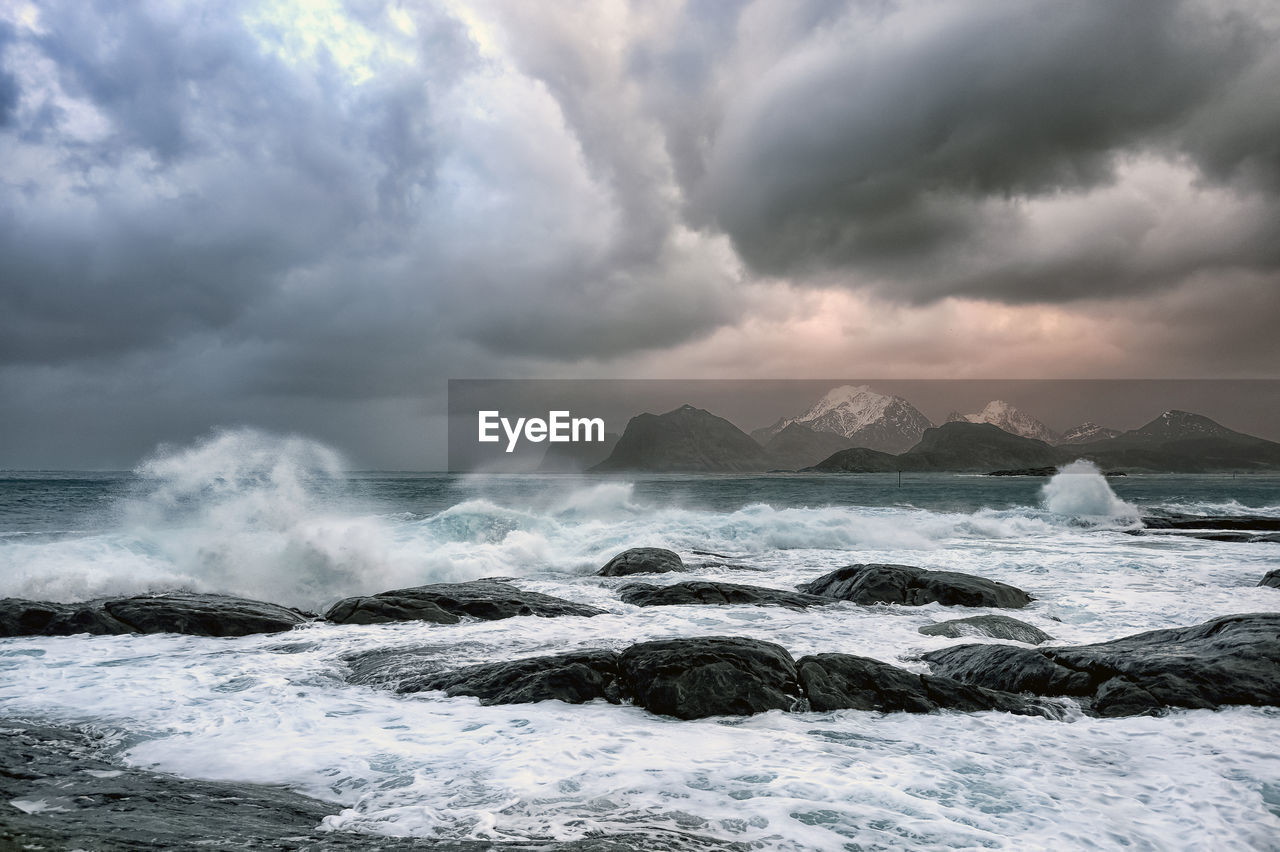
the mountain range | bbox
[582,388,1280,473]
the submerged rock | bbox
[796,653,1051,716]
[0,593,307,638]
[619,637,804,720]
[618,581,829,610]
[798,564,1032,609]
[919,614,1053,644]
[342,645,453,692]
[0,720,747,851]
[415,650,622,705]
[923,612,1280,716]
[597,547,687,577]
[325,580,605,624]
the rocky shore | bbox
[4,540,1280,848]
[4,545,1278,723]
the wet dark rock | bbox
[0,593,307,638]
[1261,569,1280,588]
[1140,514,1280,532]
[1130,514,1280,544]
[923,613,1280,716]
[415,650,622,705]
[921,644,1095,696]
[597,547,687,577]
[0,720,747,851]
[798,563,1032,609]
[618,581,830,611]
[325,580,604,624]
[0,598,128,637]
[619,637,804,719]
[324,594,460,625]
[919,614,1053,644]
[100,593,309,637]
[796,653,1051,716]
[1127,529,1280,543]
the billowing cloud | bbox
[0,0,1277,467]
[0,0,742,378]
[694,0,1280,301]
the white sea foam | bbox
[1041,460,1140,524]
[0,430,469,608]
[3,453,1280,848]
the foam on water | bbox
[3,436,1280,848]
[2,611,1279,850]
[0,430,496,608]
[0,433,1115,609]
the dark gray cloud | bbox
[0,0,1277,468]
[694,0,1280,302]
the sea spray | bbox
[1040,459,1139,523]
[120,428,429,608]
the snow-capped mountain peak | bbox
[955,400,1058,443]
[753,385,933,453]
[794,385,893,431]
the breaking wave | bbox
[1040,460,1139,524]
[9,435,1272,611]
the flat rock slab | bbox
[0,593,307,638]
[923,612,1280,716]
[919,614,1053,644]
[1140,514,1280,532]
[796,653,1052,717]
[798,563,1032,608]
[1129,530,1280,543]
[325,580,605,624]
[619,581,830,610]
[619,636,804,720]
[597,547,687,576]
[0,720,745,852]
[416,650,623,705]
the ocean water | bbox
[2,430,1279,849]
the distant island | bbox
[572,386,1280,474]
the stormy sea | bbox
[2,429,1279,850]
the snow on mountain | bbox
[951,400,1059,444]
[753,385,933,454]
[1059,421,1122,444]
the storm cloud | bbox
[694,0,1280,300]
[0,0,1277,467]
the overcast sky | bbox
[2,0,1278,469]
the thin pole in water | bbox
[898,470,902,487]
